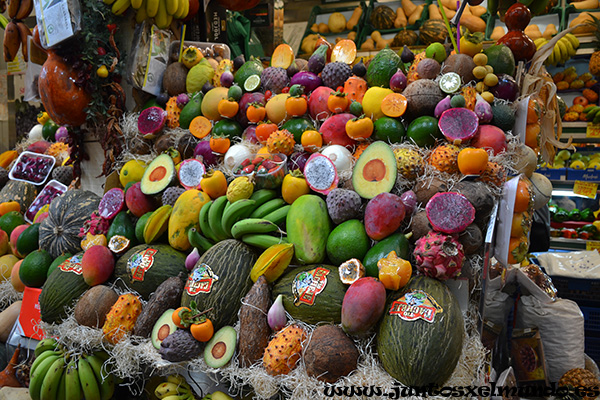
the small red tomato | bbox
[264,90,273,101]
[282,87,290,94]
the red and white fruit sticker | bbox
[185,263,219,296]
[292,267,330,306]
[389,290,444,323]
[127,247,158,282]
[58,254,83,275]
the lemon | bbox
[226,176,254,203]
[0,254,18,282]
[569,160,586,170]
[588,161,600,170]
[120,159,147,187]
[363,87,394,121]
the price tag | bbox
[587,241,600,254]
[587,123,600,139]
[573,180,598,199]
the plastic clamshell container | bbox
[233,153,288,190]
[24,179,68,223]
[169,41,232,63]
[9,151,56,186]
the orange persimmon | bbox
[514,179,532,213]
[189,116,212,139]
[457,147,489,175]
[217,99,239,118]
[301,129,323,152]
[255,122,278,144]
[381,93,408,118]
[209,136,231,154]
[190,318,214,342]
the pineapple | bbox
[267,130,295,156]
[558,368,600,400]
[589,15,600,76]
[429,144,460,174]
[394,148,424,180]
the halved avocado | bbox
[204,326,236,368]
[140,154,176,195]
[352,141,397,199]
[151,309,178,349]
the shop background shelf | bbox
[298,2,368,57]
[550,275,600,306]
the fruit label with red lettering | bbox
[389,290,443,323]
[292,267,330,306]
[58,254,83,275]
[185,263,219,295]
[127,248,158,282]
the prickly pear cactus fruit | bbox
[102,293,143,345]
[429,144,460,174]
[165,97,181,129]
[263,324,307,376]
[266,130,296,156]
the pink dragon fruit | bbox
[438,108,479,145]
[414,231,465,280]
[426,192,475,234]
[138,106,166,139]
[79,211,111,237]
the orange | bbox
[514,179,532,213]
[457,148,489,175]
[525,123,540,149]
[301,130,323,152]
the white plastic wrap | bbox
[515,295,585,383]
[537,251,600,279]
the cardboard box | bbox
[19,287,43,340]
[510,328,549,386]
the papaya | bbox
[362,233,410,277]
[167,189,210,251]
[286,195,331,264]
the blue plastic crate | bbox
[566,168,600,182]
[581,307,600,333]
[536,167,567,181]
[585,335,600,366]
[551,276,600,306]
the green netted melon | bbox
[115,244,187,301]
[39,190,100,259]
[0,180,37,211]
[180,240,257,330]
[370,5,396,30]
[377,275,464,386]
[39,253,90,324]
[419,20,448,46]
[272,264,347,325]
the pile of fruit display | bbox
[0,0,587,397]
[545,149,600,169]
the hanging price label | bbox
[587,241,600,254]
[573,180,598,199]
[587,123,600,139]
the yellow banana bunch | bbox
[135,0,189,25]
[542,33,580,66]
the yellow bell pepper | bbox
[377,251,412,291]
[37,111,50,125]
[593,220,600,233]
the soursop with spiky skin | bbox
[321,62,352,89]
[326,188,362,225]
[161,187,185,206]
[261,67,290,94]
[52,166,74,186]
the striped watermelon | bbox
[377,275,464,386]
[181,240,257,330]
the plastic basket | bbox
[585,335,600,366]
[581,306,600,333]
[298,2,368,57]
[551,275,600,306]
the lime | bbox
[228,85,243,101]
[326,219,370,266]
[373,117,406,143]
[439,73,462,94]
[282,117,315,143]
[407,116,442,147]
[19,249,53,288]
[244,74,261,92]
[212,119,243,139]
[0,211,25,236]
[425,42,447,63]
[349,100,363,117]
[450,95,466,108]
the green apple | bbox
[571,152,583,161]
[556,149,571,161]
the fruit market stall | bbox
[0,0,599,398]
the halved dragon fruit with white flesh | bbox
[138,107,166,139]
[414,230,465,280]
[426,192,475,234]
[98,188,125,219]
[438,108,479,145]
[303,153,339,195]
[177,158,206,190]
